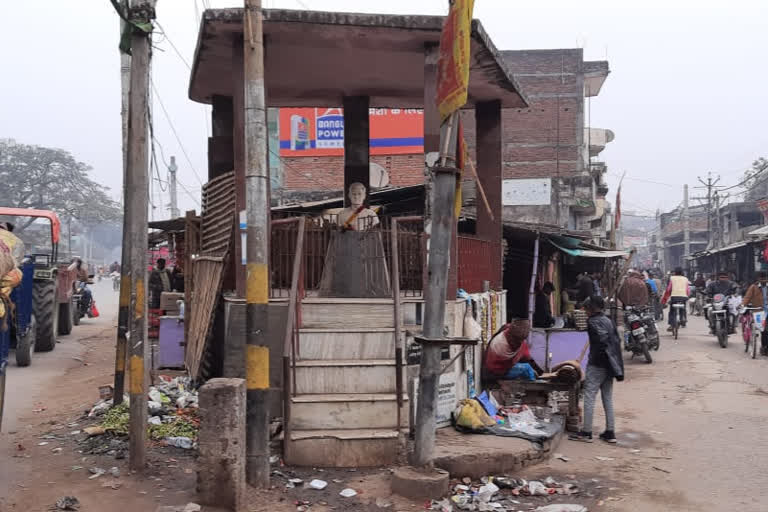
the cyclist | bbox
[742,272,768,355]
[662,267,690,331]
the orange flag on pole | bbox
[437,0,475,122]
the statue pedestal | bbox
[318,230,391,298]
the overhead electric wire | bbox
[155,21,191,70]
[713,160,768,192]
[149,79,204,186]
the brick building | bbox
[272,49,614,243]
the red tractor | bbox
[0,208,78,351]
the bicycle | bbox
[742,307,765,360]
[669,301,686,340]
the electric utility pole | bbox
[168,155,179,219]
[243,0,271,488]
[125,0,155,472]
[683,184,690,264]
[696,172,720,249]
[113,0,132,407]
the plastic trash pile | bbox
[432,475,583,512]
[87,375,200,450]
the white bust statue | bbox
[338,182,379,231]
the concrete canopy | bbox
[189,8,528,109]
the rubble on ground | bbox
[432,474,589,512]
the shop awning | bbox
[706,240,749,255]
[548,235,628,258]
[748,225,768,239]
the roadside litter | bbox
[83,376,199,452]
[436,475,584,511]
[53,496,80,511]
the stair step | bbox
[290,393,407,430]
[298,329,395,360]
[294,360,398,394]
[285,429,400,467]
[301,299,397,328]
[289,429,399,441]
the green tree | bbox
[0,139,121,233]
[742,157,768,202]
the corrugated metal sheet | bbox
[186,171,236,378]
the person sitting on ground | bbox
[662,267,690,331]
[569,296,624,444]
[483,319,544,380]
[533,281,556,328]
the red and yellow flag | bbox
[437,0,475,122]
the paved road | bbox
[543,312,768,511]
[2,279,118,433]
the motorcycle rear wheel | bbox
[752,331,760,359]
[641,342,652,364]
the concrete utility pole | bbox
[113,2,131,406]
[683,184,690,264]
[243,0,271,488]
[697,172,720,249]
[168,156,179,219]
[124,0,155,472]
[713,191,721,249]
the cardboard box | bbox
[160,292,184,311]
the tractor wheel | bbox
[58,301,73,335]
[34,280,58,352]
[15,316,36,367]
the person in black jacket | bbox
[569,295,624,444]
[533,282,555,328]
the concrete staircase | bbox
[284,297,407,467]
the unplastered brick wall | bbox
[462,49,587,181]
[282,154,425,190]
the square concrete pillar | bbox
[343,95,370,205]
[197,378,246,511]
[475,100,503,289]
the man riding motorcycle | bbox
[68,258,92,314]
[706,270,736,333]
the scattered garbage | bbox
[554,453,570,462]
[52,447,63,454]
[148,416,163,426]
[309,479,327,490]
[54,496,80,510]
[375,497,392,508]
[38,441,49,446]
[99,385,114,401]
[269,455,280,464]
[164,436,194,450]
[477,482,500,502]
[88,467,105,480]
[652,466,671,474]
[431,498,453,512]
[109,466,121,478]
[534,506,587,512]
[84,426,106,437]
[594,456,614,461]
[184,504,202,512]
[339,488,357,498]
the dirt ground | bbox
[3,297,768,511]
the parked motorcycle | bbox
[708,293,730,348]
[623,306,654,363]
[640,306,661,351]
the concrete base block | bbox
[197,378,246,511]
[391,466,450,501]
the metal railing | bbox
[275,216,305,446]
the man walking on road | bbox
[569,296,624,444]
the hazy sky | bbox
[1,0,766,219]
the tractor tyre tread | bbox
[33,280,57,352]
